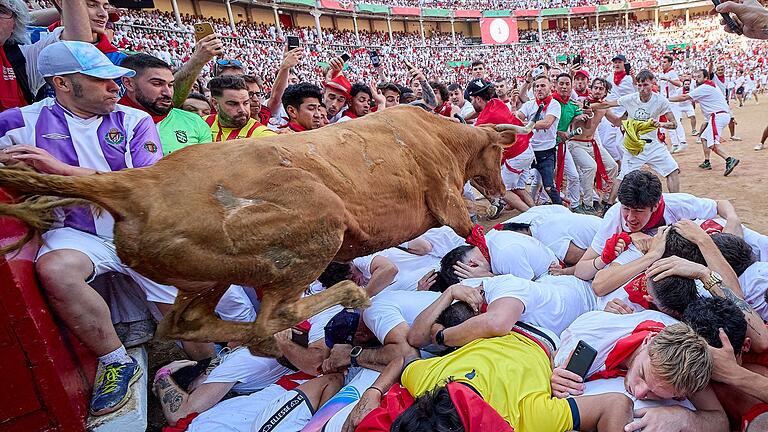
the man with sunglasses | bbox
[214,58,245,76]
[0,0,90,111]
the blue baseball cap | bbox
[38,41,135,79]
[324,308,360,348]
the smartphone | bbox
[340,52,351,62]
[193,22,214,42]
[711,0,743,35]
[291,325,309,348]
[369,50,381,68]
[565,340,598,380]
[287,35,300,51]
[572,54,582,67]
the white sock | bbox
[98,345,132,365]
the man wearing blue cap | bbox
[0,41,179,416]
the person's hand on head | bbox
[708,328,740,383]
[448,283,484,313]
[646,256,709,281]
[629,232,653,254]
[321,344,352,374]
[647,226,670,259]
[453,260,493,280]
[671,220,711,245]
[417,270,437,291]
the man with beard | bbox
[323,73,352,123]
[205,75,274,141]
[119,54,211,155]
[568,78,619,212]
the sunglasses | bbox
[216,59,243,68]
[248,91,264,99]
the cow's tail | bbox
[0,166,129,253]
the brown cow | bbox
[0,105,530,356]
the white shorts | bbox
[618,141,679,179]
[678,104,695,118]
[501,147,534,191]
[37,227,177,304]
[701,112,731,147]
[251,389,314,432]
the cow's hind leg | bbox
[246,280,370,356]
[157,282,256,344]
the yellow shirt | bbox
[205,115,275,142]
[400,332,574,432]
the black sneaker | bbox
[698,160,712,170]
[724,157,740,176]
[486,199,506,220]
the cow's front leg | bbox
[426,185,474,238]
[246,280,370,356]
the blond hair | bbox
[648,323,712,397]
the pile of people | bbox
[2,0,768,430]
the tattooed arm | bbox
[706,281,768,353]
[153,368,234,426]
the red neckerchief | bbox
[702,80,717,88]
[435,101,452,117]
[700,219,725,234]
[657,114,668,142]
[161,413,199,432]
[118,96,168,124]
[641,196,666,230]
[535,94,553,110]
[586,96,602,105]
[344,110,359,119]
[0,46,28,111]
[466,224,491,264]
[93,33,120,54]
[613,71,627,86]
[287,121,307,132]
[575,88,589,97]
[551,91,570,105]
[716,74,725,83]
[662,67,672,74]
[588,320,666,381]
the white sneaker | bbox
[671,143,687,154]
[755,143,764,151]
[731,136,743,141]
[696,137,702,144]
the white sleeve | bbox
[308,305,343,343]
[548,100,561,121]
[20,27,65,94]
[590,204,622,254]
[362,300,404,344]
[352,254,377,280]
[483,275,537,307]
[613,245,644,266]
[669,193,718,221]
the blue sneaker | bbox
[90,357,142,416]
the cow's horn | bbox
[495,121,535,134]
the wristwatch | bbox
[703,271,723,291]
[435,329,446,346]
[350,346,363,368]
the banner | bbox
[482,9,512,17]
[454,9,481,17]
[391,6,420,15]
[514,9,539,17]
[422,8,451,17]
[480,17,519,44]
[570,5,596,13]
[542,7,568,16]
[320,0,353,11]
[356,3,389,13]
[447,60,471,68]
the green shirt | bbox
[555,99,581,143]
[157,108,212,155]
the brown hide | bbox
[0,105,507,355]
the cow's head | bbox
[470,122,535,200]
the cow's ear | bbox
[496,130,517,147]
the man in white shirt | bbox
[658,55,686,154]
[601,54,637,163]
[734,70,747,107]
[448,83,474,120]
[669,68,740,176]
[516,75,562,205]
[592,70,680,193]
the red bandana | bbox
[118,96,168,124]
[344,109,359,120]
[575,88,590,97]
[702,80,717,88]
[93,33,120,54]
[287,121,307,132]
[641,196,666,231]
[536,94,553,110]
[449,383,513,431]
[613,71,628,86]
[434,101,452,117]
[466,224,491,264]
[716,74,725,83]
[551,91,570,105]
[700,219,725,234]
[161,413,199,432]
[588,320,666,381]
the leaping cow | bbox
[0,105,531,356]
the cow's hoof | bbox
[340,281,371,309]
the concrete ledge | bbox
[86,346,148,432]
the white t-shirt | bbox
[734,76,747,89]
[188,384,289,432]
[658,70,681,100]
[459,100,475,119]
[617,92,673,144]
[475,274,597,336]
[555,310,680,378]
[363,290,441,344]
[739,262,768,321]
[519,99,561,151]
[530,213,602,261]
[486,230,559,280]
[689,83,730,117]
[503,204,572,225]
[353,248,440,292]
[583,377,694,411]
[712,74,728,95]
[606,74,636,116]
[591,193,718,254]
[694,217,768,262]
[414,226,467,259]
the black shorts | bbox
[737,86,745,95]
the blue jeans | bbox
[533,147,562,205]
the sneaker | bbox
[698,160,712,170]
[731,136,743,141]
[755,143,765,151]
[695,137,702,144]
[90,357,142,416]
[486,199,506,220]
[122,319,156,348]
[691,129,698,135]
[671,144,681,154]
[724,157,740,176]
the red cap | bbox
[324,74,352,100]
[574,69,590,79]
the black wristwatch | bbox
[350,346,363,367]
[435,329,446,346]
